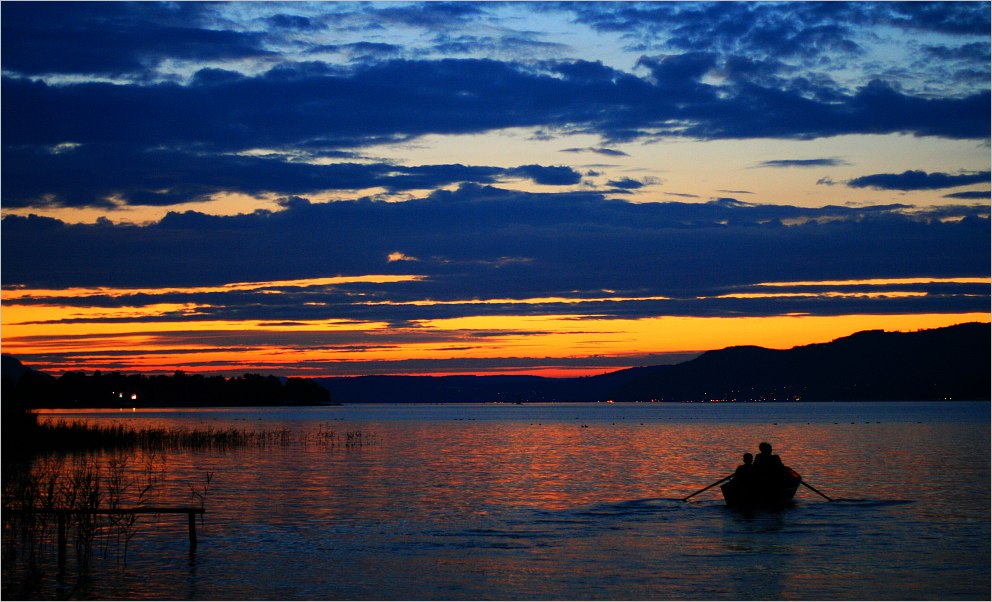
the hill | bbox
[315,366,672,404]
[4,323,988,406]
[1,355,34,385]
[317,323,989,403]
[611,322,990,402]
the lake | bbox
[11,402,991,600]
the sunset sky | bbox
[2,1,989,378]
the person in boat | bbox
[752,442,785,485]
[733,452,754,482]
[727,452,755,493]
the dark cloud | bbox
[0,2,271,78]
[0,144,581,208]
[265,14,324,33]
[4,187,987,324]
[606,178,645,190]
[943,190,990,200]
[924,42,991,63]
[507,165,582,186]
[572,2,990,56]
[15,286,987,329]
[369,2,486,28]
[847,170,991,191]
[755,158,848,168]
[636,52,719,88]
[570,3,990,101]
[308,42,404,61]
[3,56,986,187]
[560,147,629,157]
[431,32,569,58]
[2,3,987,377]
[882,2,992,36]
[0,2,490,82]
[7,345,699,377]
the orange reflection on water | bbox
[32,408,986,514]
[20,412,913,512]
[21,405,989,600]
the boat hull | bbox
[721,467,801,507]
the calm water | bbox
[12,402,992,600]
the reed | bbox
[2,456,106,597]
[3,415,377,597]
[27,418,377,453]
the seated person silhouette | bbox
[732,453,754,487]
[733,452,754,482]
[752,442,785,485]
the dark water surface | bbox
[16,402,992,599]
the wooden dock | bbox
[28,507,205,567]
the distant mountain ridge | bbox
[612,322,990,402]
[1,355,32,386]
[3,323,988,406]
[318,322,990,403]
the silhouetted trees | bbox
[4,367,331,409]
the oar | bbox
[682,474,734,501]
[800,479,833,502]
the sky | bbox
[1,1,989,378]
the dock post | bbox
[57,511,67,569]
[188,511,197,552]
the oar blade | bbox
[682,474,734,501]
[800,479,833,502]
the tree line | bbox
[5,369,332,408]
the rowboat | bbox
[720,466,802,507]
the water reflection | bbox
[11,403,989,600]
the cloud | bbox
[5,2,986,84]
[923,42,991,64]
[265,14,325,33]
[598,3,990,104]
[2,3,988,378]
[943,190,990,200]
[308,42,404,62]
[560,147,629,157]
[431,32,570,59]
[571,3,989,70]
[607,178,645,190]
[0,143,584,208]
[883,2,992,36]
[0,3,272,78]
[3,55,987,175]
[847,170,991,191]
[755,158,848,169]
[3,186,987,323]
[369,2,486,29]
[507,165,582,186]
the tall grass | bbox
[3,456,105,598]
[24,417,376,453]
[2,414,377,598]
